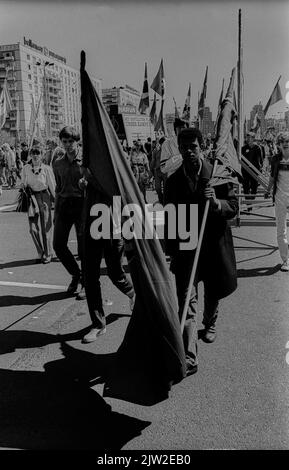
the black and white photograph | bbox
[0,0,288,454]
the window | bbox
[28,64,31,70]
[28,74,32,80]
[27,54,30,60]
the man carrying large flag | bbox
[80,51,186,403]
[164,68,239,376]
[263,76,282,117]
[138,62,149,114]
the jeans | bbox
[53,196,84,278]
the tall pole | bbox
[237,8,243,160]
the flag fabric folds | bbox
[263,76,282,116]
[173,97,180,120]
[154,97,166,134]
[151,59,165,97]
[211,67,242,187]
[0,79,12,130]
[198,66,208,120]
[138,62,149,114]
[149,93,157,127]
[181,84,191,123]
[214,79,224,134]
[80,51,186,403]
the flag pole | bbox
[237,8,243,163]
[180,158,218,333]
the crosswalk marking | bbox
[0,280,66,290]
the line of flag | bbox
[138,62,149,114]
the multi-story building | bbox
[0,37,101,142]
[102,85,140,114]
[201,106,214,137]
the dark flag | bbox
[211,67,242,187]
[214,78,225,134]
[173,97,180,119]
[263,76,282,116]
[181,83,191,123]
[149,93,157,127]
[80,51,186,404]
[198,66,208,120]
[138,62,149,114]
[154,97,166,134]
[151,59,165,97]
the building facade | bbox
[201,106,214,137]
[0,37,101,143]
[102,85,141,114]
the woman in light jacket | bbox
[21,145,56,263]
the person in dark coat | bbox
[164,127,238,376]
[241,132,263,208]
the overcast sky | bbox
[1,0,288,120]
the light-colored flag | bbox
[0,79,13,129]
[263,76,282,116]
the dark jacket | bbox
[164,161,238,299]
[270,152,282,203]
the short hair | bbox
[173,118,188,133]
[59,126,80,142]
[177,127,203,147]
[246,132,255,138]
[277,131,289,145]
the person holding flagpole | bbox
[164,127,238,376]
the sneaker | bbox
[129,294,136,311]
[82,326,106,343]
[280,260,289,272]
[76,285,86,300]
[67,275,80,294]
[42,256,52,264]
[202,325,217,343]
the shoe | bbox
[42,256,52,264]
[76,285,86,300]
[82,326,106,343]
[186,363,198,377]
[67,275,80,294]
[129,294,136,311]
[280,260,289,272]
[202,326,217,343]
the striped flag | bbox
[138,62,149,114]
[263,76,282,116]
[181,84,191,123]
[211,67,242,186]
[0,79,12,129]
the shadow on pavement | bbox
[0,292,70,307]
[0,258,57,269]
[0,365,150,450]
[0,316,130,354]
[237,264,281,278]
[46,342,171,407]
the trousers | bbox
[274,191,289,262]
[172,252,219,366]
[28,190,53,258]
[53,196,84,278]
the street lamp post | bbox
[36,60,54,139]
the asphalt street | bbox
[0,187,289,450]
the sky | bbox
[0,0,288,121]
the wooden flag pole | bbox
[180,158,218,333]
